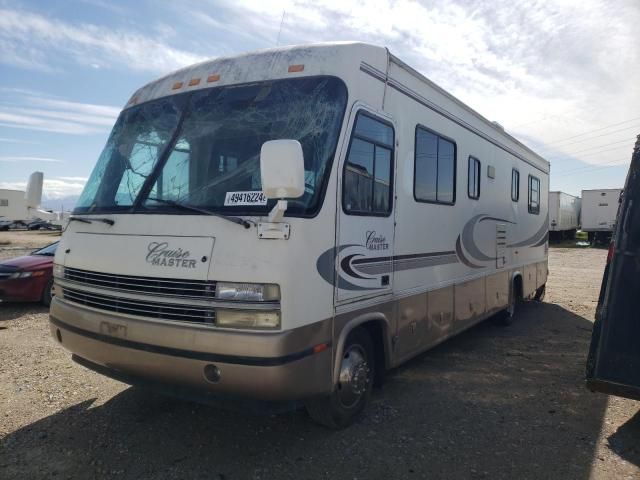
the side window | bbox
[414,126,456,204]
[468,156,480,199]
[511,169,520,202]
[0,199,8,207]
[343,112,394,215]
[528,175,540,214]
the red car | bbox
[0,241,58,306]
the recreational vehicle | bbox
[548,191,580,240]
[50,43,549,428]
[581,189,622,244]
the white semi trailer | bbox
[0,172,56,229]
[581,188,623,244]
[548,191,581,240]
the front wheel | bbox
[305,328,374,429]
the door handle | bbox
[381,275,390,286]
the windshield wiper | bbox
[145,197,252,229]
[69,216,115,226]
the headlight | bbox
[216,310,280,329]
[9,270,45,279]
[53,264,64,279]
[216,282,280,302]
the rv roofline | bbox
[125,41,548,171]
[581,188,623,192]
[386,52,549,169]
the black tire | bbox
[41,278,54,307]
[305,328,374,429]
[534,284,546,302]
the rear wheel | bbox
[41,278,54,307]
[305,328,374,429]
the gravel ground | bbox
[1,233,639,479]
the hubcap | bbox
[337,345,370,408]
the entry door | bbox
[336,108,396,303]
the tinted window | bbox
[343,113,394,215]
[414,127,456,204]
[528,175,540,214]
[468,156,480,199]
[512,169,520,202]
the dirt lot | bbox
[1,233,639,479]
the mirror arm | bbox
[268,200,288,223]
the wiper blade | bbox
[145,197,251,229]
[69,216,115,226]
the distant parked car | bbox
[26,219,60,231]
[0,241,58,306]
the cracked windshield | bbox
[74,76,347,216]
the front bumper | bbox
[49,297,333,401]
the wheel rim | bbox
[337,344,370,409]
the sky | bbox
[0,0,639,207]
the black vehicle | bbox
[586,134,640,399]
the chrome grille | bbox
[62,287,216,325]
[63,267,216,298]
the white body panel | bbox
[549,191,581,232]
[581,189,622,232]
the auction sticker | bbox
[224,191,268,206]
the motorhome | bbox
[581,188,622,244]
[50,43,549,428]
[548,191,581,240]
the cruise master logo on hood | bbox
[146,242,197,269]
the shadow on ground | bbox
[0,302,49,322]
[608,410,640,467]
[0,302,615,479]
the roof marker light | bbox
[288,64,304,73]
[207,74,220,83]
[188,78,201,86]
[172,81,183,90]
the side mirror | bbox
[260,140,305,199]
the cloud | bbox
[0,7,206,73]
[0,177,87,200]
[185,0,640,167]
[0,137,37,144]
[0,90,120,135]
[0,156,62,162]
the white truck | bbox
[548,191,581,240]
[50,42,549,428]
[581,188,623,244]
